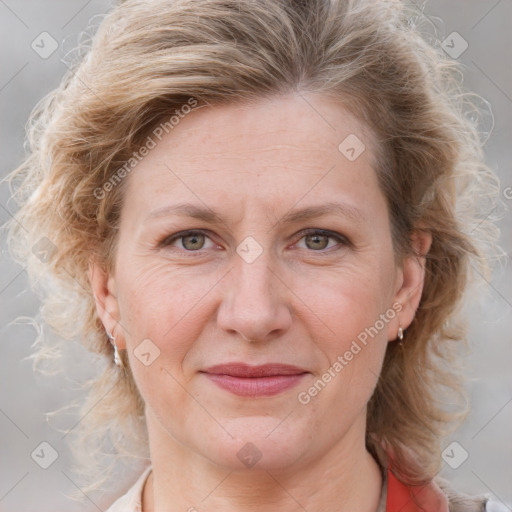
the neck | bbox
[142,412,383,512]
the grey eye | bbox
[304,233,330,250]
[180,232,206,251]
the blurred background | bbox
[1,1,511,510]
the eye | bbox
[295,229,350,252]
[159,230,216,252]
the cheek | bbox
[114,261,209,434]
[297,260,395,406]
[310,260,395,345]
[114,257,221,373]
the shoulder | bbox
[104,465,152,512]
[434,476,508,512]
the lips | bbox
[200,363,309,397]
[202,363,308,377]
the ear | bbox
[87,257,126,350]
[388,229,433,341]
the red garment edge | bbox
[386,467,449,512]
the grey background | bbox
[1,1,511,511]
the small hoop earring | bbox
[107,331,124,368]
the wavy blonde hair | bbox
[4,0,502,498]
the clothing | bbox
[106,465,151,512]
[105,463,503,512]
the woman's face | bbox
[91,92,428,471]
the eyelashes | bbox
[158,228,351,256]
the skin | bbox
[89,92,432,512]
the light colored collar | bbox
[105,464,152,512]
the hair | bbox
[3,0,502,499]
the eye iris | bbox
[182,233,205,250]
[305,233,329,250]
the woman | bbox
[5,0,504,510]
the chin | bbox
[194,417,309,471]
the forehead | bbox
[148,93,376,160]
[121,92,383,220]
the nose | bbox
[216,250,293,343]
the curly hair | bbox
[3,0,501,498]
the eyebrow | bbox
[144,201,365,225]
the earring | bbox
[107,331,124,368]
[397,321,404,344]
